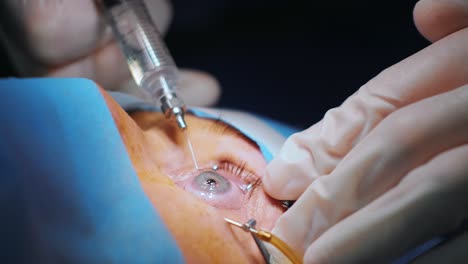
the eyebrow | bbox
[205,117,259,149]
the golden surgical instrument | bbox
[224,217,303,264]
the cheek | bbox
[247,190,285,231]
[101,89,172,184]
[141,181,264,263]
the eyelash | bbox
[217,160,262,195]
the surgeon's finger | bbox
[4,0,106,65]
[176,69,221,106]
[264,27,468,200]
[304,144,468,263]
[414,0,468,43]
[4,0,171,66]
[115,69,222,107]
[47,41,129,89]
[272,84,468,255]
[45,26,221,103]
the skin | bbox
[100,89,284,263]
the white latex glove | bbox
[2,0,220,106]
[263,0,468,262]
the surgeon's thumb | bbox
[263,90,379,200]
[115,68,221,107]
[177,69,221,106]
[263,121,336,200]
[263,77,416,201]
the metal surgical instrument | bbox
[245,219,271,264]
[224,217,303,264]
[100,0,187,130]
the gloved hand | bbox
[263,0,468,262]
[0,78,183,263]
[1,0,220,106]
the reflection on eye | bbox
[173,159,261,209]
[194,171,231,194]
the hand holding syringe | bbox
[1,0,220,107]
[99,0,201,169]
[99,0,187,129]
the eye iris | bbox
[194,171,231,194]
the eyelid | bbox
[168,155,263,209]
[198,159,262,202]
[214,155,262,189]
[171,155,262,192]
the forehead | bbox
[111,92,288,161]
[189,107,289,161]
[128,111,268,176]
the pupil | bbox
[206,178,217,186]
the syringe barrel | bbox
[100,0,180,104]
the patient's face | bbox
[102,91,284,263]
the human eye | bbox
[170,156,262,209]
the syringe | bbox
[99,0,187,129]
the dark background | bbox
[0,0,429,129]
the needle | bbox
[224,217,258,233]
[224,217,243,227]
[225,218,271,263]
[183,129,199,170]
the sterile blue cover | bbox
[0,78,183,263]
